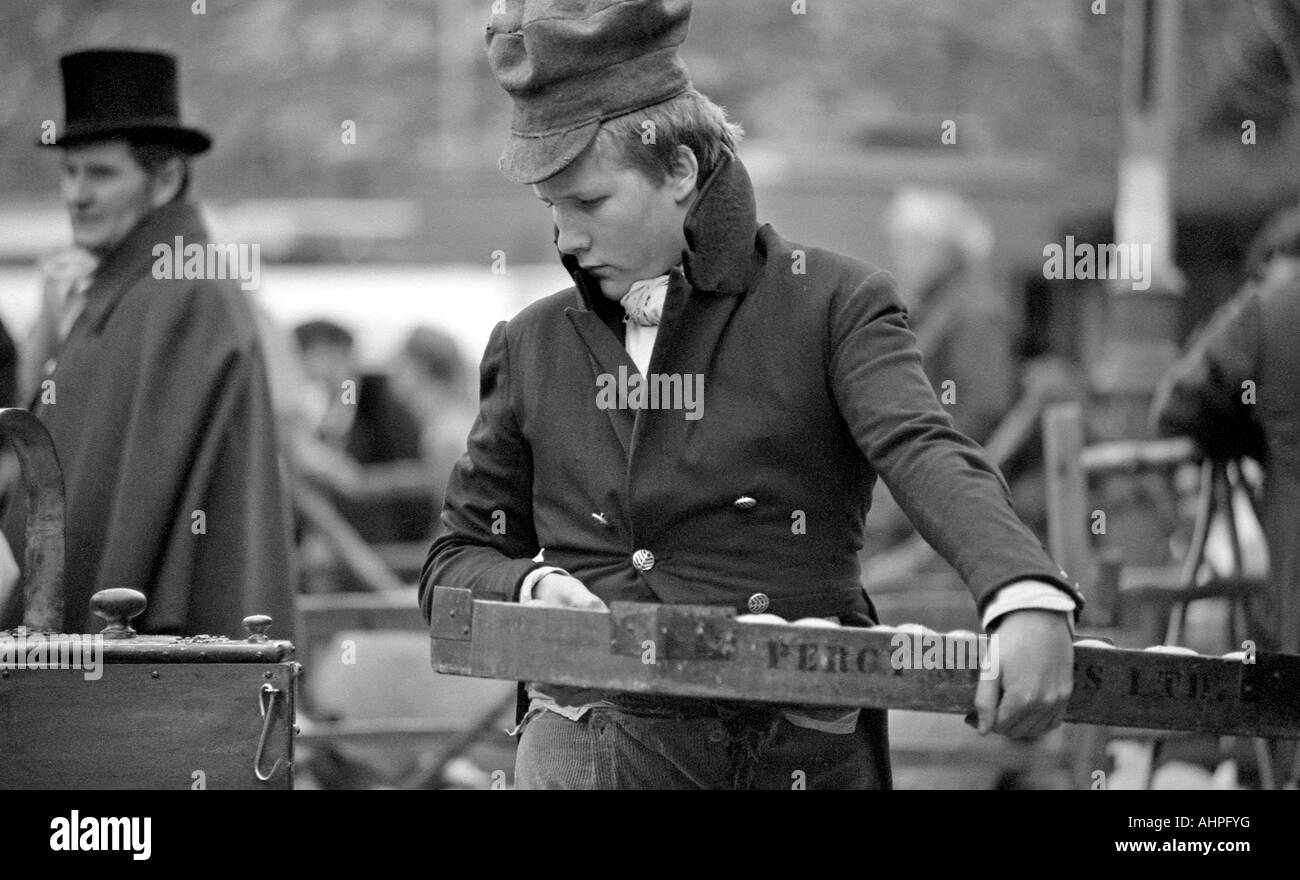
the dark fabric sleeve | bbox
[1151,289,1266,461]
[419,321,544,623]
[829,269,1083,617]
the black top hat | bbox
[46,49,212,154]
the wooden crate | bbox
[429,587,1300,740]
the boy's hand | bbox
[973,609,1073,739]
[529,571,608,611]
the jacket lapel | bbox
[564,307,636,456]
[628,272,745,473]
[646,146,761,383]
[631,150,760,457]
[646,269,742,377]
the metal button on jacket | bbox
[733,495,757,511]
[632,549,655,571]
[747,592,770,614]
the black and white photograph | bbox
[0,0,1296,839]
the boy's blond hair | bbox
[595,87,744,188]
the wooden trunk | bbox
[0,408,298,790]
[0,634,296,790]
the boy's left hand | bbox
[973,609,1074,739]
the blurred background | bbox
[1,0,1298,789]
[2,1,1298,356]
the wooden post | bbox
[1084,0,1187,623]
[1043,403,1106,623]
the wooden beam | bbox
[296,719,484,748]
[1080,436,1197,475]
[293,481,409,594]
[429,589,1300,740]
[295,588,426,659]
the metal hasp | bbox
[0,408,66,631]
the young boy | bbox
[421,0,1081,789]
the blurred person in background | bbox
[865,189,1020,561]
[293,319,372,457]
[886,188,1016,445]
[389,325,476,509]
[1152,206,1300,658]
[288,319,441,592]
[0,49,294,638]
[290,319,437,547]
[17,246,98,408]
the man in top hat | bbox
[420,0,1083,789]
[0,49,295,640]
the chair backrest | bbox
[1042,402,1219,627]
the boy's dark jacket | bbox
[420,150,1083,782]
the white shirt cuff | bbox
[519,566,569,602]
[981,579,1077,635]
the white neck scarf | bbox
[619,273,671,375]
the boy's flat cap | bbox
[486,0,693,184]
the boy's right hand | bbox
[529,571,608,611]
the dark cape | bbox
[1,202,296,639]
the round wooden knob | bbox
[90,588,147,639]
[243,614,273,643]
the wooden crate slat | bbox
[428,588,1300,739]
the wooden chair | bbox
[1042,402,1280,788]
